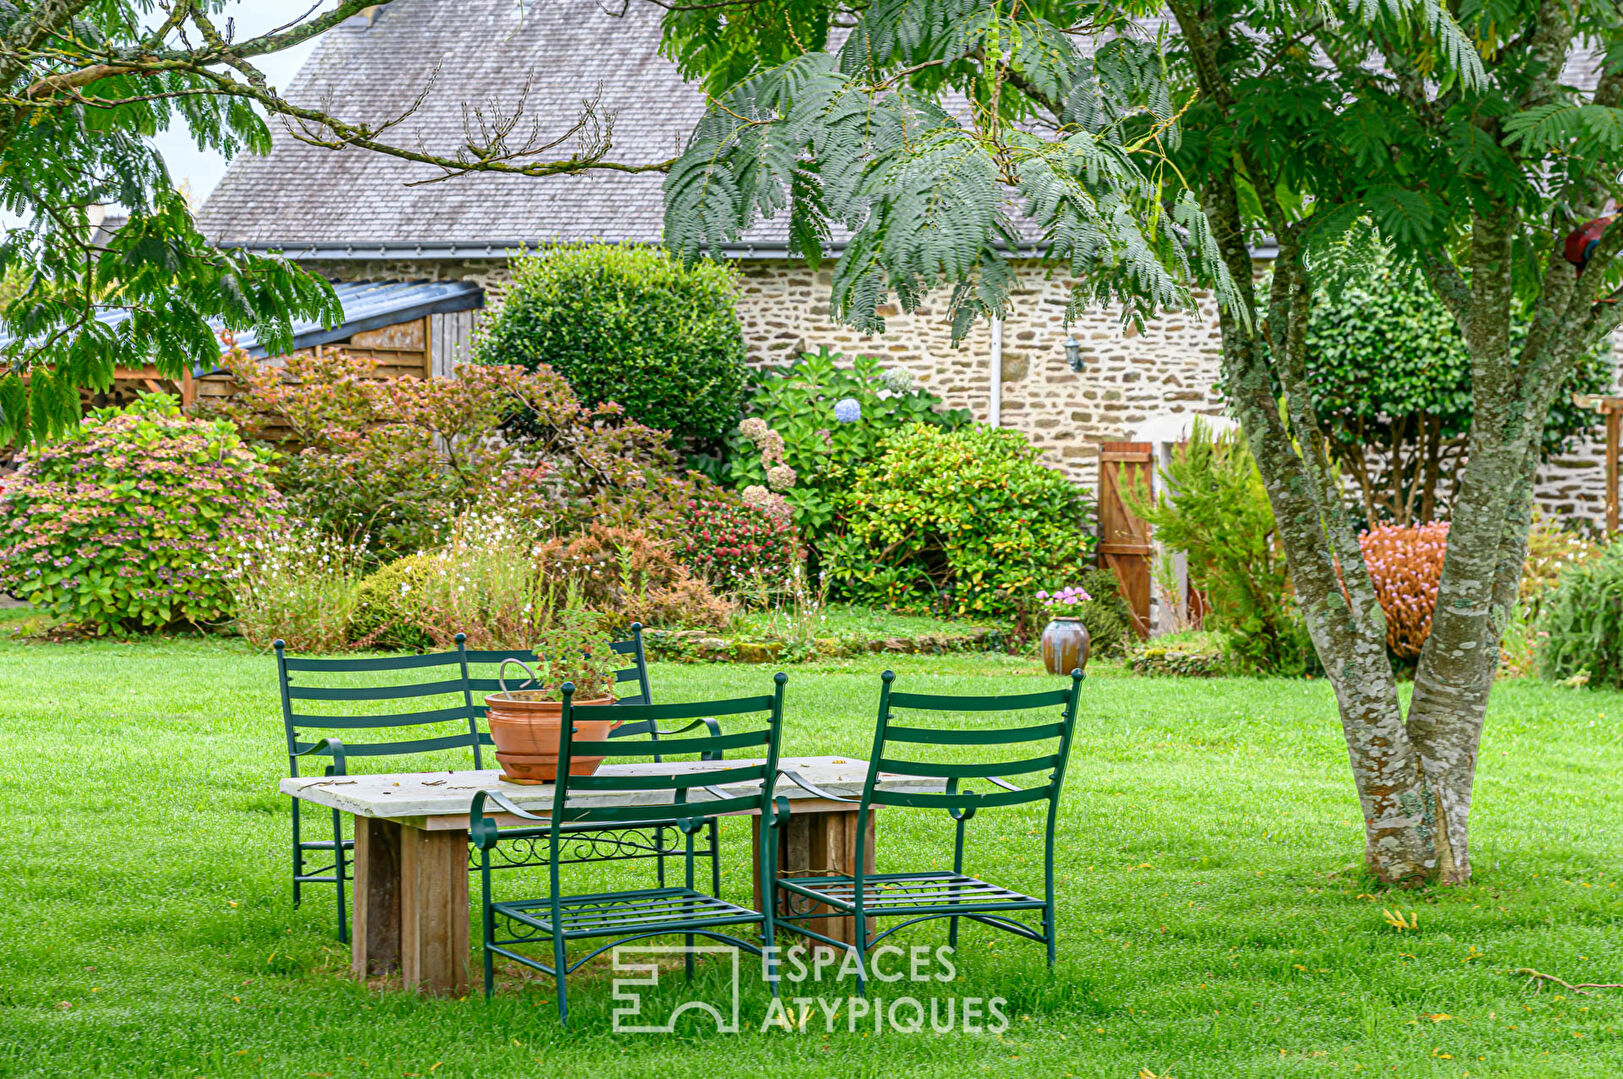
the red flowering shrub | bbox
[672,487,801,589]
[1359,522,1449,658]
[0,394,282,632]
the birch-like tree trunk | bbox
[1171,0,1623,884]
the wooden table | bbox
[279,755,941,995]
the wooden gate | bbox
[1097,441,1154,637]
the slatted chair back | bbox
[464,624,666,754]
[854,669,1085,877]
[471,675,787,896]
[550,674,786,831]
[275,635,482,777]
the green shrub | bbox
[1125,420,1314,676]
[826,424,1095,619]
[1306,245,1610,524]
[347,554,439,650]
[0,394,281,632]
[725,348,972,546]
[473,244,748,443]
[1071,568,1134,658]
[1538,542,1623,689]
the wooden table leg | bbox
[756,808,875,952]
[351,817,402,979]
[399,825,470,996]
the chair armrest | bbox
[777,769,859,805]
[295,736,347,776]
[469,789,548,850]
[644,716,725,761]
[645,716,722,738]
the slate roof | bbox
[229,279,484,359]
[197,0,751,255]
[196,1,1612,261]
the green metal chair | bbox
[471,674,789,1022]
[463,625,725,894]
[775,668,1084,986]
[276,634,485,945]
[276,628,674,944]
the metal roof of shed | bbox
[232,278,483,359]
[1,278,484,372]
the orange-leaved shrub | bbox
[536,524,735,630]
[1359,522,1449,658]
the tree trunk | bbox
[1166,0,1621,890]
[1191,165,1441,882]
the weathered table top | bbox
[278,755,941,830]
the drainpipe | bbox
[988,317,1003,427]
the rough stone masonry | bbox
[314,255,1620,529]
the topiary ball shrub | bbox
[1539,541,1623,689]
[473,244,747,444]
[827,424,1095,619]
[0,394,282,633]
[347,554,439,650]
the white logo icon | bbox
[611,945,741,1034]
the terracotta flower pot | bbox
[1040,617,1091,676]
[485,692,618,784]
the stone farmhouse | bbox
[196,0,1620,524]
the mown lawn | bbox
[2,628,1622,1077]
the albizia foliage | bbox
[1360,523,1450,658]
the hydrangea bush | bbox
[0,394,282,632]
[724,348,971,545]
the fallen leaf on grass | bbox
[1382,908,1419,931]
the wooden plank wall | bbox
[430,309,478,378]
[192,315,438,410]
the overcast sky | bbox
[153,1,342,203]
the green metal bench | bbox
[275,627,677,944]
[775,668,1084,987]
[471,674,789,1022]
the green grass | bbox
[3,636,1623,1077]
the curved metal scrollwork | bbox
[471,827,711,871]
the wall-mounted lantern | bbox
[1064,333,1084,373]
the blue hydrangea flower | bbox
[833,397,862,424]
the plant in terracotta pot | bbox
[1037,585,1093,676]
[484,583,622,784]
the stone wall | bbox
[729,258,1228,490]
[314,256,1620,526]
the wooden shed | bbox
[77,279,485,412]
